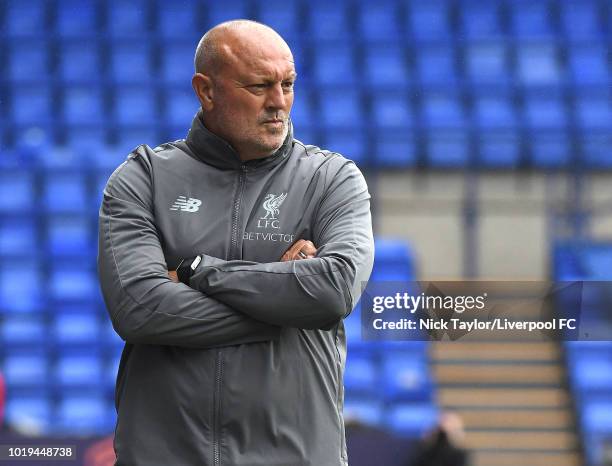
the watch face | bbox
[190,255,202,271]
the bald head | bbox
[191,20,296,161]
[194,20,293,77]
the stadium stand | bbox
[0,4,609,465]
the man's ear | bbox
[192,73,214,110]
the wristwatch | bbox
[176,255,203,285]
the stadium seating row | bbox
[4,39,610,86]
[2,0,611,39]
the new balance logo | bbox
[170,196,202,212]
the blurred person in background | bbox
[97,20,373,466]
[411,412,470,466]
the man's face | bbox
[208,45,296,160]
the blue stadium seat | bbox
[319,91,364,128]
[582,248,612,278]
[0,262,44,313]
[530,132,571,168]
[1,318,45,347]
[53,314,101,346]
[160,41,195,86]
[386,403,438,437]
[106,0,149,37]
[408,1,450,40]
[568,44,610,85]
[421,93,465,128]
[43,174,88,213]
[575,94,612,130]
[58,41,101,83]
[63,86,105,125]
[56,0,98,37]
[364,46,408,88]
[66,128,109,150]
[371,92,412,130]
[381,351,432,401]
[11,87,53,125]
[6,395,51,434]
[478,131,521,168]
[47,216,93,257]
[207,0,248,27]
[313,42,357,86]
[0,219,37,256]
[156,0,199,38]
[114,87,157,125]
[510,0,554,37]
[110,42,153,83]
[8,40,49,81]
[560,1,602,39]
[257,0,300,40]
[426,131,469,167]
[473,95,517,129]
[3,0,48,37]
[373,132,416,168]
[37,147,90,171]
[49,266,99,302]
[460,1,502,38]
[582,134,612,169]
[415,44,457,87]
[164,88,199,127]
[308,1,351,40]
[582,402,612,435]
[57,355,103,388]
[2,353,47,387]
[525,95,568,129]
[115,127,159,151]
[516,42,562,87]
[464,41,509,86]
[372,239,415,280]
[358,1,401,40]
[322,130,367,166]
[343,398,383,426]
[344,350,377,395]
[570,357,612,393]
[57,395,113,434]
[0,171,35,214]
[93,146,129,173]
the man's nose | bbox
[265,83,286,110]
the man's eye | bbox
[282,82,294,89]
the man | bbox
[98,20,374,466]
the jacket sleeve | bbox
[188,159,375,330]
[97,150,280,348]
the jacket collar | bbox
[185,110,294,171]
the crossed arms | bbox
[97,153,374,349]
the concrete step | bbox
[431,342,560,362]
[433,363,563,385]
[438,387,569,408]
[473,451,582,466]
[465,430,578,450]
[455,408,573,430]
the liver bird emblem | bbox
[261,193,287,220]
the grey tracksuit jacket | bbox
[97,112,374,466]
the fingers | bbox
[168,270,179,283]
[280,239,317,262]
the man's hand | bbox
[280,239,317,262]
[168,270,179,282]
